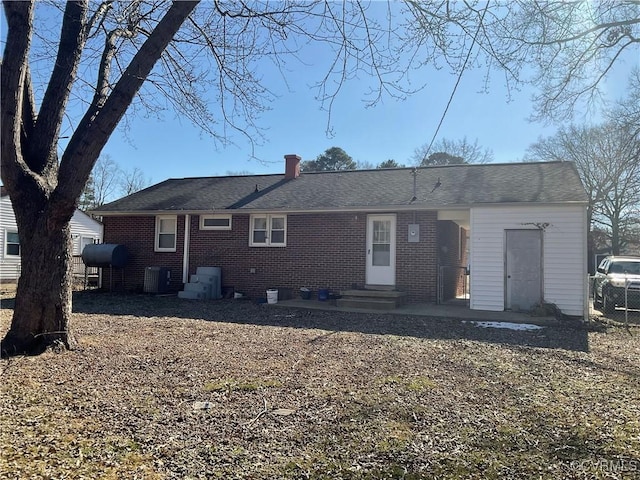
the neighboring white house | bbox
[0,191,103,281]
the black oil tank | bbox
[81,244,128,268]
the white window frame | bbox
[5,229,20,257]
[79,236,99,255]
[155,215,177,252]
[249,214,287,247]
[200,214,232,231]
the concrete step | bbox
[196,266,221,276]
[178,290,208,300]
[336,297,397,310]
[340,289,407,299]
[190,274,216,284]
[184,282,211,295]
[364,284,397,291]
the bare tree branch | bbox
[403,1,640,122]
[1,1,35,189]
[29,1,89,173]
[525,122,640,254]
[56,1,199,214]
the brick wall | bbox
[102,215,185,292]
[396,211,438,301]
[189,212,366,298]
[103,211,442,302]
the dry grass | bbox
[1,286,639,479]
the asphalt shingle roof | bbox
[93,161,588,214]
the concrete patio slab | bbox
[272,298,566,327]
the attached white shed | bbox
[470,204,588,317]
[0,194,103,281]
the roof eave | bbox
[91,200,589,217]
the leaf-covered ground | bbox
[1,289,639,479]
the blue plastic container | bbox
[318,289,329,301]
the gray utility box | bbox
[144,266,171,293]
[195,266,222,299]
[178,266,222,300]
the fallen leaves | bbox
[0,290,639,478]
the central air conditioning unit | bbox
[144,266,171,293]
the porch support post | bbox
[182,214,190,284]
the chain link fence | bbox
[589,274,640,325]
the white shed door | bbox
[505,229,542,311]
[366,215,396,286]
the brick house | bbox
[93,156,589,317]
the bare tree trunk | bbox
[611,220,621,256]
[1,206,76,356]
[1,1,198,357]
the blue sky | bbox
[2,4,635,188]
[101,33,631,184]
[105,65,554,180]
[105,61,621,183]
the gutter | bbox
[91,201,590,217]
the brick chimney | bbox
[284,154,301,180]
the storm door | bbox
[366,215,396,285]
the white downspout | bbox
[468,208,475,310]
[583,205,589,322]
[183,215,190,284]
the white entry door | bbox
[366,215,396,286]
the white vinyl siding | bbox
[0,196,103,280]
[0,197,21,279]
[470,204,587,317]
[71,210,104,255]
[200,214,232,230]
[249,214,287,247]
[155,215,177,252]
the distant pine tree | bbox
[422,152,465,166]
[301,147,356,172]
[377,159,404,168]
[78,174,96,211]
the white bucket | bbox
[266,289,278,304]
